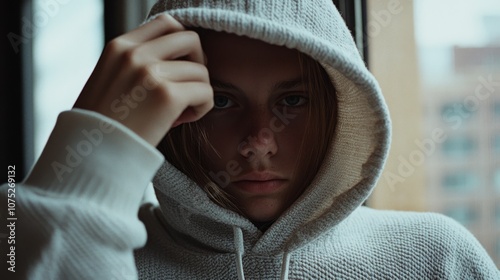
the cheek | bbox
[200,118,242,163]
[276,111,309,148]
[207,131,239,156]
[272,111,311,176]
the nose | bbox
[238,127,278,161]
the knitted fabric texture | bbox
[2,0,498,279]
[139,0,499,279]
[148,0,390,255]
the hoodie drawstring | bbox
[280,251,291,280]
[232,226,291,280]
[233,226,246,280]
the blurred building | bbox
[368,0,500,268]
[423,43,500,266]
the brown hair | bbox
[157,52,337,213]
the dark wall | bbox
[1,1,34,183]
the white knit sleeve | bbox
[0,109,164,280]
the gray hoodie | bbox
[135,0,500,279]
[2,0,498,279]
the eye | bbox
[279,95,308,107]
[213,95,235,109]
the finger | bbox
[139,31,205,65]
[150,61,209,83]
[171,82,214,122]
[74,50,134,110]
[171,107,196,128]
[122,14,185,43]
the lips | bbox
[231,172,287,194]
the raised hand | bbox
[74,14,213,146]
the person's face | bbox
[199,31,312,223]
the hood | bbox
[149,0,391,257]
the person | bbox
[1,0,499,279]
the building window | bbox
[442,172,479,192]
[496,205,500,226]
[493,135,500,154]
[494,102,500,118]
[441,136,477,158]
[496,239,500,261]
[443,206,478,226]
[367,0,500,269]
[441,103,476,123]
[494,169,500,192]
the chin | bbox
[239,197,286,223]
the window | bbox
[33,0,104,159]
[367,0,500,267]
[496,205,500,226]
[494,102,500,118]
[443,206,478,226]
[441,136,477,158]
[493,135,500,153]
[442,171,479,192]
[441,102,476,124]
[496,239,500,261]
[494,169,500,192]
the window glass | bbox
[494,102,500,118]
[441,136,477,158]
[441,103,476,123]
[496,205,500,226]
[443,206,478,226]
[33,0,104,159]
[493,135,500,153]
[367,0,500,267]
[496,239,500,261]
[442,172,479,192]
[494,169,500,192]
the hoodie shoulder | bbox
[340,207,500,279]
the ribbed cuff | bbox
[24,109,164,216]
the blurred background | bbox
[367,0,500,268]
[1,0,499,267]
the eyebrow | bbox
[210,77,305,93]
[271,77,305,92]
[210,79,242,92]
